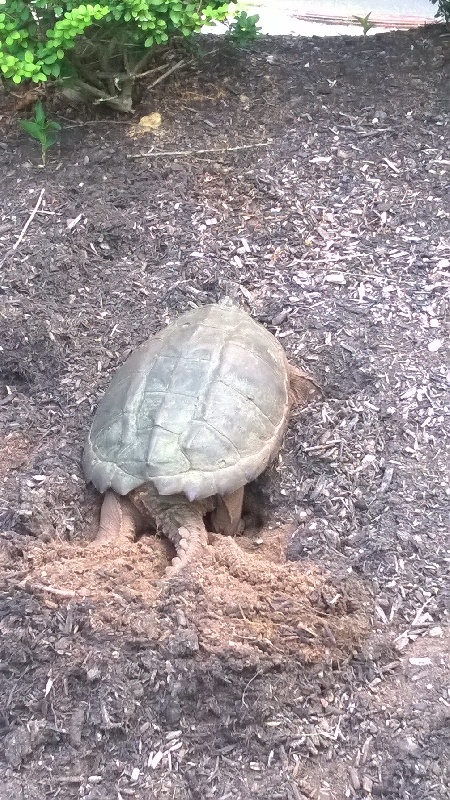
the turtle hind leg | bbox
[211,486,245,535]
[94,489,140,545]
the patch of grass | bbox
[353,12,376,36]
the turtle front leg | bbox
[130,486,212,576]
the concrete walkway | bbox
[207,0,438,37]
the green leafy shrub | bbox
[226,10,261,44]
[0,0,231,112]
[19,99,61,164]
[431,0,450,21]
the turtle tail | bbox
[159,507,210,577]
[133,488,211,577]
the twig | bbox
[128,141,272,159]
[241,669,261,709]
[13,188,45,251]
[134,46,218,82]
[19,578,77,598]
[358,127,394,138]
[134,62,175,80]
[147,58,186,90]
[302,440,341,453]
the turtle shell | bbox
[83,302,291,501]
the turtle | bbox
[82,300,318,575]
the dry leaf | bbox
[128,113,163,138]
[138,113,162,131]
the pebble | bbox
[324,272,346,285]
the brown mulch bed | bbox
[1,25,449,800]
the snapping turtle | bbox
[83,301,317,574]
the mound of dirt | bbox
[14,529,371,664]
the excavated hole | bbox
[203,482,266,535]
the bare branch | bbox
[128,141,272,159]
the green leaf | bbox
[45,132,59,147]
[20,120,45,143]
[35,101,46,125]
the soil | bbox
[1,24,449,800]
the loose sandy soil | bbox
[0,24,449,800]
